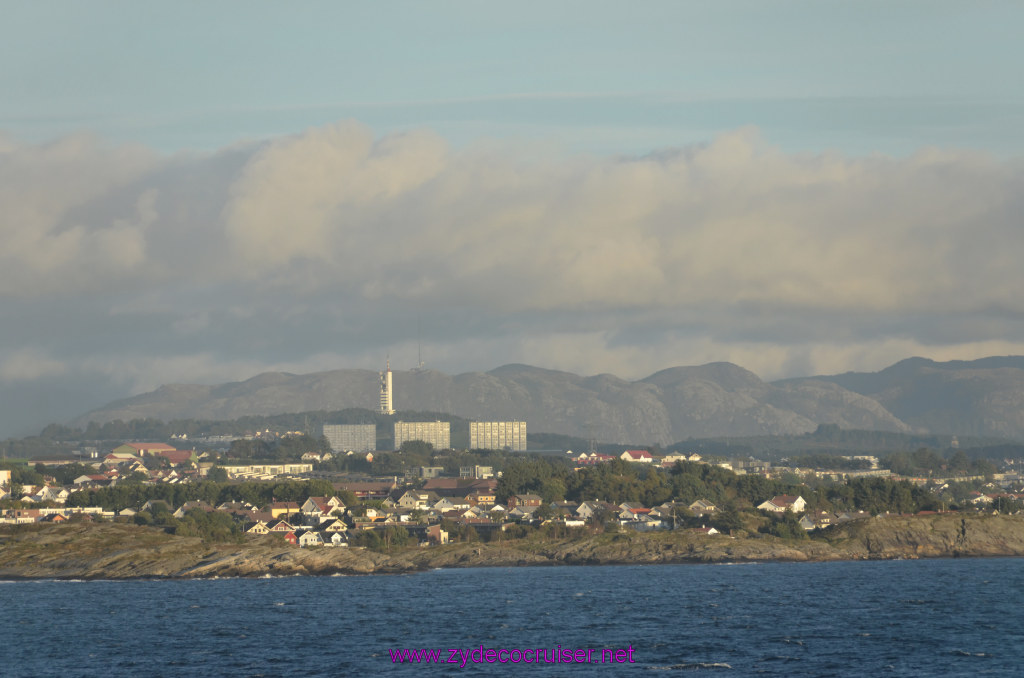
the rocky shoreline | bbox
[2,513,1023,580]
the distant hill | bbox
[781,356,1024,439]
[71,361,921,446]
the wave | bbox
[647,662,732,670]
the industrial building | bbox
[469,420,527,451]
[322,424,377,453]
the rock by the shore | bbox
[2,513,1023,580]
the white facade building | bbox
[469,421,527,451]
[322,424,377,453]
[394,421,450,450]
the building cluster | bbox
[0,473,866,542]
[8,446,1024,542]
[319,361,528,454]
[320,420,528,453]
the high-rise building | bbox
[379,360,395,415]
[322,424,377,453]
[394,421,450,450]
[469,421,527,451]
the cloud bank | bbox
[2,121,1023,437]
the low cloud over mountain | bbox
[4,122,1024,438]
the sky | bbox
[2,1,1024,439]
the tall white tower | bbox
[379,359,395,415]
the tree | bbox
[207,466,228,483]
[458,525,479,542]
[349,530,381,549]
[763,511,807,540]
[399,440,433,456]
[534,503,555,522]
[381,525,410,550]
[712,505,745,535]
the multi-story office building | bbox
[394,421,450,450]
[469,421,527,451]
[322,424,377,453]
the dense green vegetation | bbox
[0,461,45,487]
[348,524,411,550]
[225,435,332,461]
[884,448,998,477]
[133,506,244,542]
[493,457,939,518]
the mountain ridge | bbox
[65,356,1024,444]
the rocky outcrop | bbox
[822,513,1024,559]
[3,514,1024,580]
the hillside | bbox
[63,356,1024,444]
[784,357,1024,439]
[69,363,912,445]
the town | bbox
[4,423,1024,552]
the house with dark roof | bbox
[334,480,397,500]
[244,520,270,534]
[268,518,296,532]
[507,494,543,509]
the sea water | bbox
[2,558,1023,676]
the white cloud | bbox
[1,120,1023,436]
[0,134,157,297]
[222,121,448,270]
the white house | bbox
[757,495,807,513]
[323,531,348,546]
[297,530,323,547]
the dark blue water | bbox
[3,559,1023,677]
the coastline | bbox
[3,513,1024,580]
